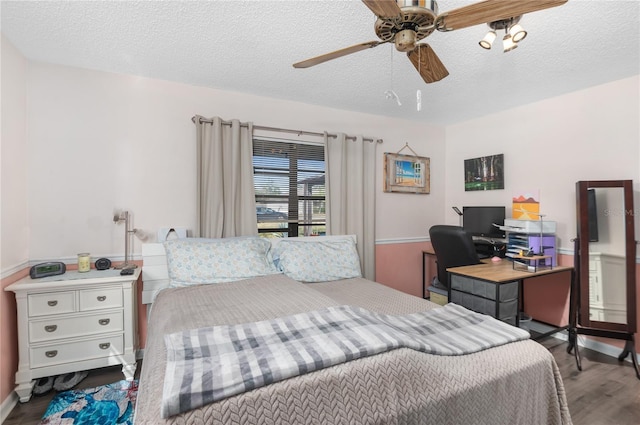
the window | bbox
[252,138,325,238]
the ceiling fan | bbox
[293,0,567,84]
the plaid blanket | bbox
[162,303,529,418]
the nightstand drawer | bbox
[28,292,76,317]
[30,335,124,368]
[29,311,124,343]
[79,288,123,311]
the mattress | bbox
[134,274,572,424]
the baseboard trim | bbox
[532,321,640,364]
[375,237,430,245]
[0,390,19,424]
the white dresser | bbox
[5,268,140,402]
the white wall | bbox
[445,76,640,252]
[1,35,29,273]
[10,58,640,263]
[25,62,445,261]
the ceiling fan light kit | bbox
[293,0,567,83]
[479,30,497,49]
[509,24,528,42]
[479,15,528,52]
[502,34,518,52]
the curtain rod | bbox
[191,116,383,144]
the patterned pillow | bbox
[272,238,362,282]
[164,237,280,287]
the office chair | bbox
[428,225,481,289]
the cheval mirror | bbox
[569,180,639,379]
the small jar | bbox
[77,253,91,273]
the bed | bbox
[134,236,572,425]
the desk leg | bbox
[422,252,426,299]
[495,282,501,324]
[516,280,521,327]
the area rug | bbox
[40,380,138,425]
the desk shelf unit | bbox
[512,255,554,273]
[502,219,557,267]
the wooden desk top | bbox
[447,259,573,283]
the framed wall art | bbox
[464,153,504,192]
[383,152,430,194]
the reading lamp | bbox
[113,210,143,270]
[479,16,527,52]
[452,206,463,227]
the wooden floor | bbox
[539,337,640,425]
[4,363,142,425]
[4,341,640,425]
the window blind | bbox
[252,138,326,238]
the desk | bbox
[422,249,436,299]
[447,260,573,338]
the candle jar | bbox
[77,253,91,273]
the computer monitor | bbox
[462,206,506,239]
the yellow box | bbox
[429,290,448,306]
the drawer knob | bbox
[98,318,110,326]
[44,325,58,333]
[97,296,106,302]
[47,300,58,307]
[45,350,58,358]
[99,342,111,350]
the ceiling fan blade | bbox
[293,41,384,68]
[437,0,568,31]
[361,0,402,18]
[407,44,449,84]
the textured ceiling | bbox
[1,0,638,126]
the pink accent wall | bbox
[1,270,28,404]
[522,253,574,326]
[375,241,435,298]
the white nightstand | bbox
[5,268,140,402]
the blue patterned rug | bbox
[40,380,138,425]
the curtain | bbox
[325,133,377,280]
[194,116,257,238]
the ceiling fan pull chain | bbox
[416,46,422,111]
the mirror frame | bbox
[576,180,636,333]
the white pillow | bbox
[164,237,280,287]
[272,237,362,282]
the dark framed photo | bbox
[464,153,504,191]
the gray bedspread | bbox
[135,274,572,425]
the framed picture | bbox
[384,152,430,194]
[464,153,504,192]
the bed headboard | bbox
[141,235,357,307]
[141,243,170,305]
